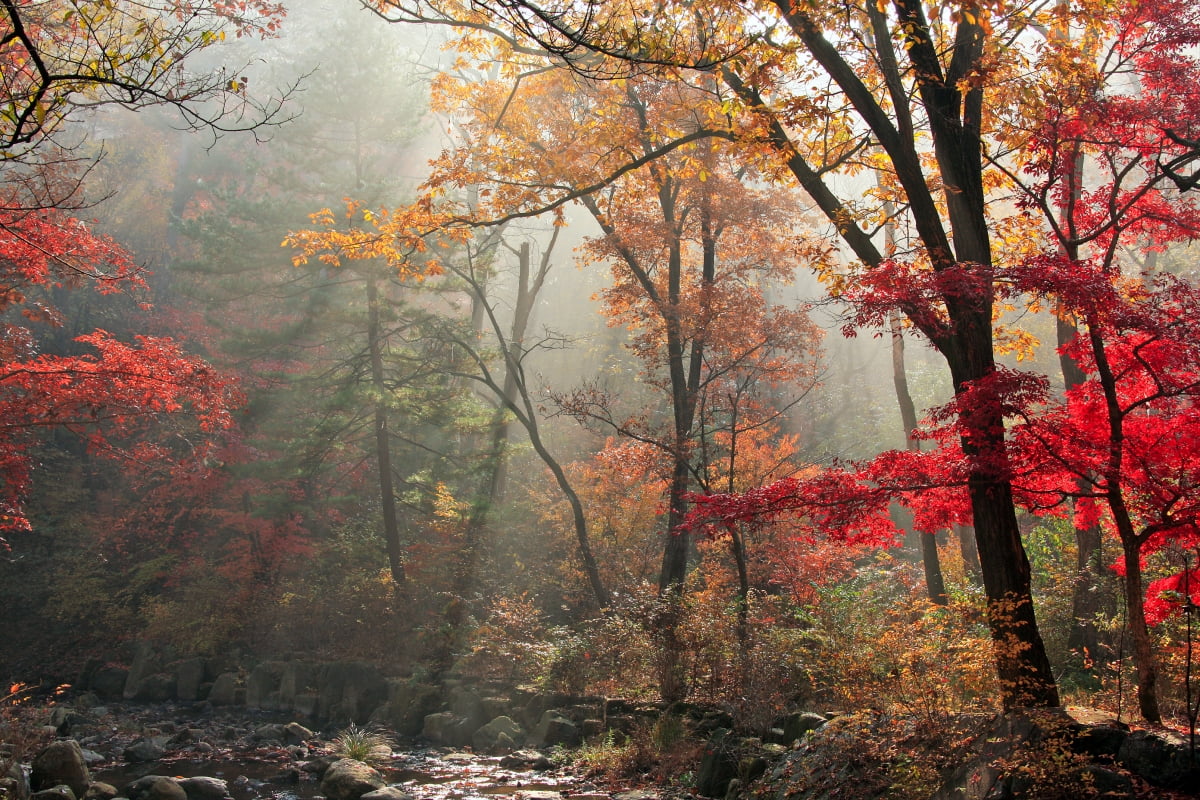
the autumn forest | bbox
[4,0,1200,777]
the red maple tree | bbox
[0,208,242,538]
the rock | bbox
[278,662,317,713]
[370,681,441,738]
[473,716,526,753]
[359,789,414,800]
[1082,766,1134,798]
[533,711,580,748]
[207,674,239,707]
[1117,728,1200,791]
[250,724,288,743]
[2,759,30,800]
[30,786,75,800]
[498,751,554,771]
[31,740,91,798]
[317,663,388,724]
[246,662,286,711]
[123,738,167,763]
[124,776,186,800]
[320,760,386,800]
[174,659,207,702]
[78,751,104,767]
[283,722,314,744]
[421,712,464,746]
[177,778,230,800]
[773,712,826,744]
[81,783,117,800]
[694,729,739,799]
[48,708,89,736]
[513,792,559,800]
[128,674,176,703]
[301,756,341,778]
[123,642,162,700]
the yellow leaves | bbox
[433,482,467,520]
[993,323,1041,363]
[284,197,473,280]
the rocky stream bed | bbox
[5,693,1200,800]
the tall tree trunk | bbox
[1059,313,1109,662]
[366,273,405,585]
[1120,535,1161,722]
[891,302,946,604]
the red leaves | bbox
[0,209,243,536]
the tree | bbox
[1003,262,1200,723]
[0,207,242,538]
[367,0,1067,709]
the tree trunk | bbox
[366,273,405,585]
[890,307,946,604]
[1122,537,1161,722]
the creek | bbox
[94,750,593,800]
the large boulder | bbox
[207,673,239,707]
[246,662,287,711]
[122,642,162,700]
[694,729,740,799]
[174,658,207,702]
[320,760,385,800]
[29,786,75,800]
[123,737,168,763]
[278,662,318,715]
[1117,729,1200,791]
[532,711,581,748]
[318,663,388,724]
[177,777,231,800]
[31,740,91,798]
[124,777,186,800]
[1,761,30,800]
[127,673,176,703]
[473,716,526,754]
[370,680,441,738]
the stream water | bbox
[95,751,595,800]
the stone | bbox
[128,674,176,703]
[317,663,388,724]
[359,789,414,800]
[694,729,739,799]
[774,712,826,744]
[278,662,317,713]
[30,786,75,800]
[370,681,441,738]
[284,722,314,743]
[81,783,117,800]
[320,760,386,800]
[124,777,186,800]
[31,740,91,798]
[174,659,207,702]
[123,738,167,763]
[473,716,526,754]
[2,760,30,800]
[177,778,230,800]
[498,751,553,771]
[207,674,239,707]
[421,712,462,746]
[250,724,288,743]
[532,711,580,748]
[246,662,286,711]
[123,642,162,700]
[89,669,128,701]
[1117,729,1200,791]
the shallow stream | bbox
[95,751,592,800]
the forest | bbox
[3,0,1200,794]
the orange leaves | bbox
[283,197,472,278]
